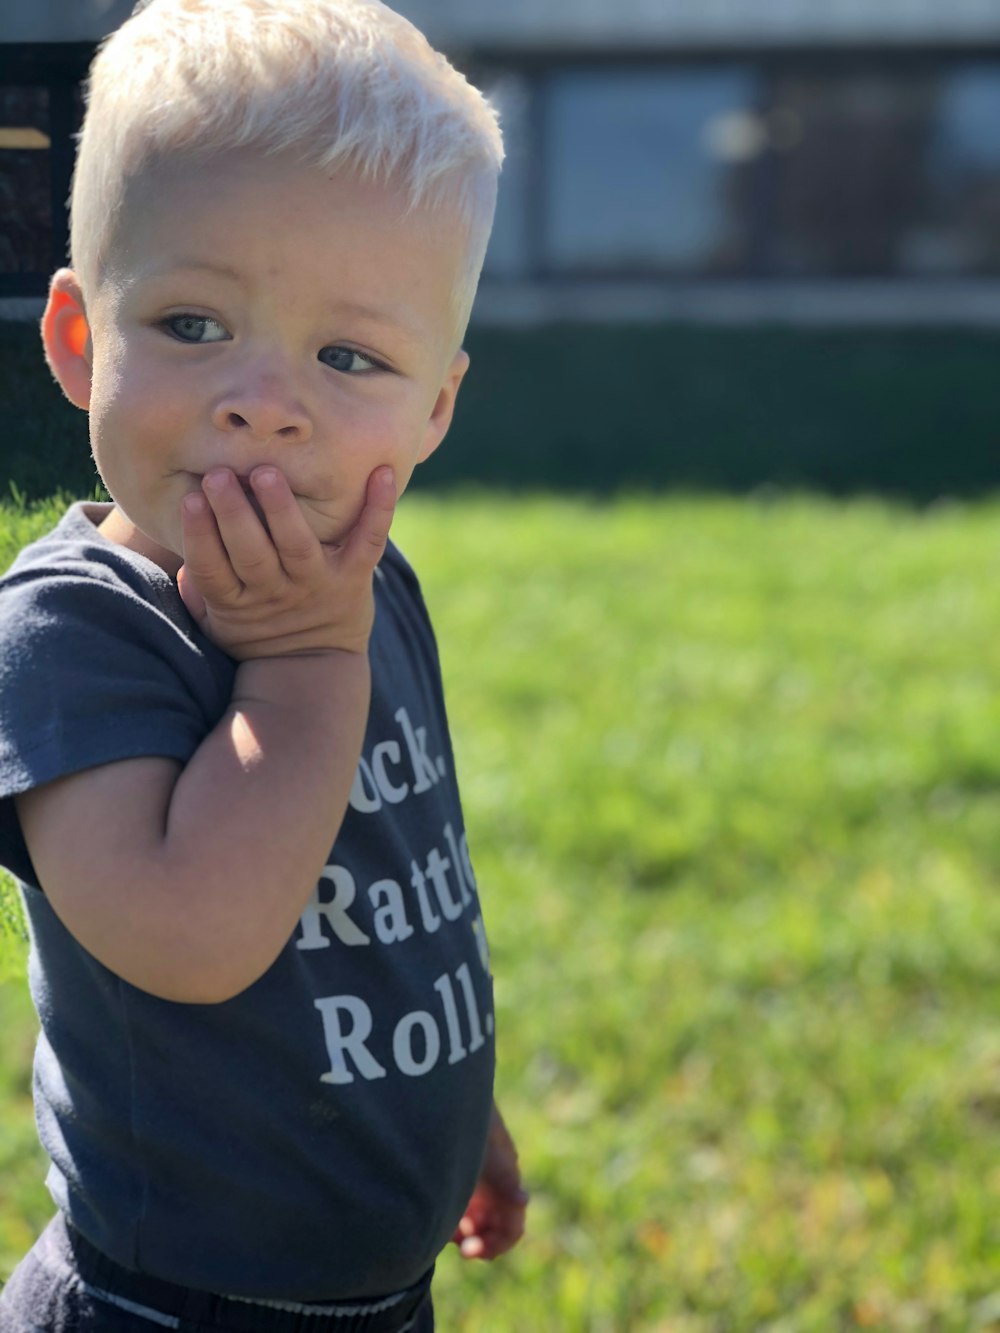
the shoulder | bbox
[369,538,446,699]
[377,536,421,594]
[0,503,220,673]
[0,501,230,750]
[0,506,231,878]
[2,502,177,612]
[374,537,436,642]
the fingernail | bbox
[253,467,278,487]
[203,470,228,492]
[183,492,206,514]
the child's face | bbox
[71,153,468,571]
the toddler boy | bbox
[0,1,526,1328]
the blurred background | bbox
[1,6,999,1330]
[3,0,1000,499]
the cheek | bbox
[89,351,182,458]
[315,398,416,470]
[364,396,432,463]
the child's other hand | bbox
[452,1103,529,1261]
[177,464,395,660]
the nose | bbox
[211,365,313,444]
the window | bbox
[0,48,88,297]
[765,71,936,276]
[909,64,1000,274]
[481,71,534,279]
[544,67,761,275]
[7,50,1000,299]
[0,86,51,277]
[478,56,1000,286]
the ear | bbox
[41,269,93,410]
[417,347,470,464]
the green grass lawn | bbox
[1,491,999,1331]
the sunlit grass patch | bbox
[1,490,998,1329]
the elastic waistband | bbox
[61,1216,433,1333]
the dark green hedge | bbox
[1,320,99,501]
[3,319,998,503]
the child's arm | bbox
[15,464,395,1004]
[453,1101,529,1260]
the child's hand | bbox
[453,1102,529,1261]
[177,465,395,660]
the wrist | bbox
[234,648,371,709]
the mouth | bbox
[185,471,271,527]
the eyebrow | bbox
[139,261,427,342]
[146,258,244,283]
[331,299,424,343]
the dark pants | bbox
[0,1215,434,1333]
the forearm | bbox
[156,651,370,982]
[34,651,372,1004]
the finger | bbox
[201,468,282,589]
[453,1215,487,1259]
[458,1222,522,1261]
[180,490,243,604]
[454,1197,526,1249]
[248,466,324,579]
[340,466,396,572]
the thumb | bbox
[177,564,207,625]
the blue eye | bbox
[318,345,379,374]
[165,315,229,343]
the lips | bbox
[185,471,271,527]
[185,470,263,495]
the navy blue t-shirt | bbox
[0,502,495,1301]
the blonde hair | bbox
[70,0,503,340]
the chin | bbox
[300,503,352,548]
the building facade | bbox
[4,0,1000,324]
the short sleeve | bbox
[0,552,232,885]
